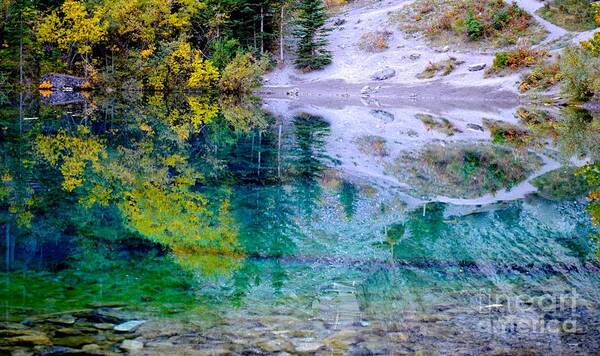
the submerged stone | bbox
[53,328,83,337]
[114,320,146,332]
[293,341,325,353]
[47,315,76,326]
[370,110,394,123]
[257,339,294,353]
[0,333,52,347]
[93,323,115,330]
[52,335,97,348]
[81,343,101,351]
[120,339,144,351]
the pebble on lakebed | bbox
[0,307,146,354]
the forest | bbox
[0,0,336,93]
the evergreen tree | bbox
[292,0,331,71]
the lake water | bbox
[0,92,599,354]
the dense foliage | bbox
[0,0,292,92]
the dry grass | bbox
[325,0,349,10]
[516,108,559,139]
[358,31,393,52]
[416,57,463,79]
[416,113,459,135]
[389,0,547,48]
[483,119,533,148]
[354,135,389,157]
[486,47,549,76]
[385,143,543,199]
[518,62,562,93]
[536,0,598,32]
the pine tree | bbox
[292,0,331,71]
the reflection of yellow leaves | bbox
[139,122,154,135]
[79,183,112,208]
[163,154,185,167]
[165,96,218,140]
[0,170,33,227]
[187,95,218,126]
[35,125,106,192]
[119,180,240,277]
[1,173,12,183]
[172,246,242,277]
[220,96,268,132]
[39,89,52,98]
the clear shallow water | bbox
[0,92,599,354]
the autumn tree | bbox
[36,0,108,77]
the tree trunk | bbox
[280,6,284,63]
[278,123,282,178]
[19,10,23,87]
[253,20,257,51]
[257,130,262,176]
[5,224,10,272]
[260,5,264,55]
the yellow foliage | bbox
[37,0,108,55]
[187,57,219,89]
[38,81,53,90]
[187,95,219,126]
[219,52,268,94]
[140,48,154,58]
[99,0,204,47]
[79,183,113,208]
[148,40,211,91]
[581,32,600,56]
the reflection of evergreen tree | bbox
[290,113,331,217]
[393,202,449,262]
[339,181,358,219]
[557,107,600,161]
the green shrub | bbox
[218,52,269,94]
[493,51,510,68]
[559,46,600,101]
[465,12,484,40]
[209,38,240,70]
[489,47,548,74]
[532,167,591,201]
[491,9,510,30]
[392,0,546,48]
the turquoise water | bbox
[0,93,599,352]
